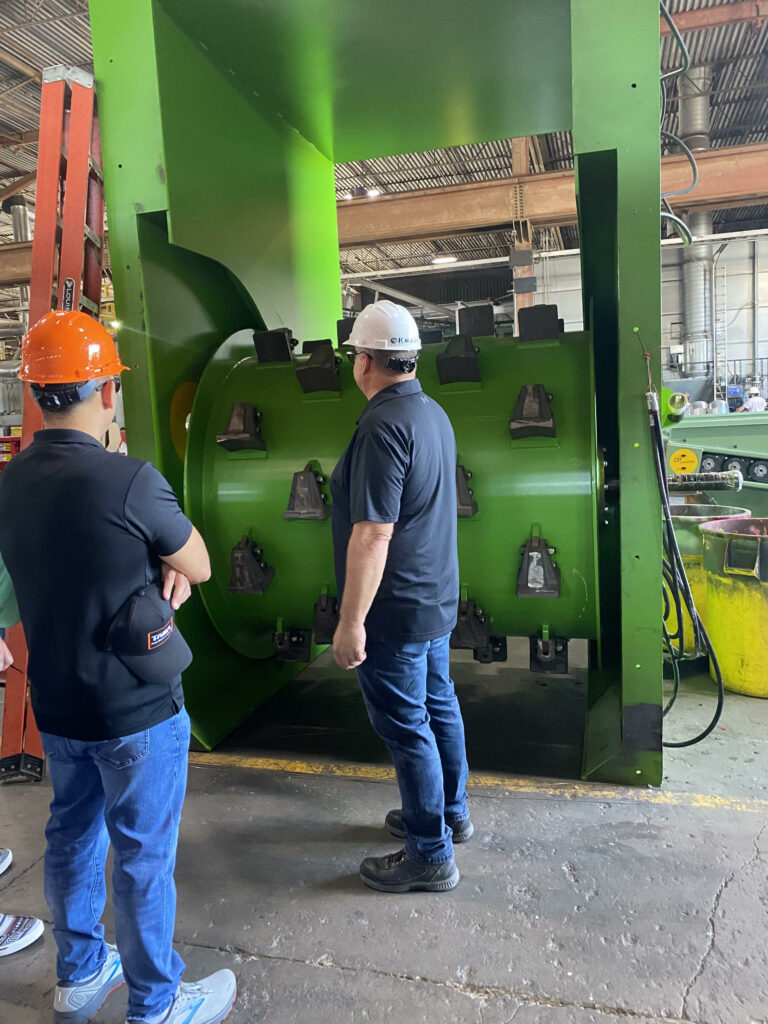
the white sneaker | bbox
[0,913,44,956]
[0,848,11,875]
[127,970,237,1024]
[53,942,124,1023]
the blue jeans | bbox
[40,709,190,1021]
[356,633,469,864]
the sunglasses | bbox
[346,350,369,365]
[95,376,122,395]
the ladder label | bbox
[669,448,699,475]
[62,277,76,311]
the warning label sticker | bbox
[669,448,699,475]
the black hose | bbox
[647,397,726,747]
[662,626,680,717]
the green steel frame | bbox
[88,0,663,783]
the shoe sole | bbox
[215,983,237,1024]
[54,977,125,1024]
[388,822,474,844]
[0,916,44,957]
[360,866,460,893]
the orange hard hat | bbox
[19,310,129,384]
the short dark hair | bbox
[32,376,113,414]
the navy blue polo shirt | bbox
[0,429,193,741]
[330,379,459,643]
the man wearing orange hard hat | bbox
[0,311,236,1024]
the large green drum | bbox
[185,331,602,660]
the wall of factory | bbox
[534,251,584,331]
[535,238,768,375]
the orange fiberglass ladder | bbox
[1,65,105,783]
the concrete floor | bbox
[1,645,767,1024]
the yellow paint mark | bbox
[669,447,700,475]
[188,752,768,814]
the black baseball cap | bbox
[104,583,192,684]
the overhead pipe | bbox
[678,66,714,371]
[5,193,31,334]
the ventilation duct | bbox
[678,67,713,371]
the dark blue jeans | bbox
[40,709,190,1021]
[356,633,469,864]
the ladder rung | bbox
[84,224,103,248]
[88,156,104,182]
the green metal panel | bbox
[571,1,663,784]
[89,0,665,780]
[186,333,600,659]
[154,0,572,162]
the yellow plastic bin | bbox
[700,517,768,697]
[665,505,751,655]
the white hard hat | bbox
[749,386,760,395]
[347,300,421,351]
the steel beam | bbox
[0,241,33,287]
[0,171,36,202]
[660,1,768,35]
[0,130,39,150]
[351,277,453,319]
[338,144,768,247]
[0,47,41,82]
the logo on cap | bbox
[147,617,174,651]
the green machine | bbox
[664,408,768,517]
[88,0,663,784]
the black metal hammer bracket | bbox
[450,600,506,663]
[273,629,312,662]
[228,536,275,594]
[517,535,561,598]
[530,635,568,674]
[253,328,295,363]
[509,384,556,439]
[313,593,339,645]
[456,465,478,517]
[284,462,331,520]
[295,340,340,393]
[216,402,266,452]
[437,335,481,384]
[474,636,507,665]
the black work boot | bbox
[360,848,459,893]
[385,808,474,843]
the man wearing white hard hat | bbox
[735,386,767,413]
[330,300,471,894]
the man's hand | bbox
[0,637,13,673]
[333,619,367,670]
[161,563,192,611]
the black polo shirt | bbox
[330,379,459,643]
[0,429,193,740]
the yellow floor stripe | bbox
[188,751,768,814]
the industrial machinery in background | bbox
[662,387,768,517]
[87,0,667,784]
